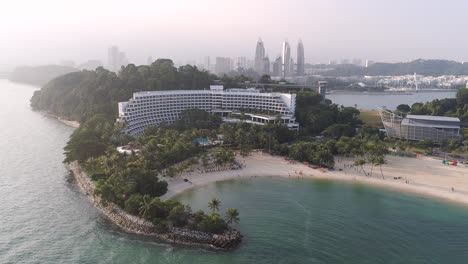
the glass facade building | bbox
[379,109,460,143]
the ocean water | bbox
[1,79,468,263]
[327,91,456,110]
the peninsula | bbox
[30,59,468,250]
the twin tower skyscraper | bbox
[254,38,305,78]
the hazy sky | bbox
[2,0,468,68]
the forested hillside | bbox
[30,58,363,135]
[30,59,216,122]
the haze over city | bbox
[5,0,468,263]
[2,0,468,68]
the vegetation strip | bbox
[69,161,242,250]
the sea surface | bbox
[1,79,468,263]
[327,91,456,110]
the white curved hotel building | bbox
[118,85,299,136]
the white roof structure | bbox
[406,115,460,123]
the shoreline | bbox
[44,112,80,128]
[68,161,241,250]
[163,152,468,208]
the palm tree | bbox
[139,195,152,219]
[354,158,367,176]
[208,198,221,213]
[375,155,385,179]
[225,208,240,225]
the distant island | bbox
[308,59,468,77]
[9,65,78,86]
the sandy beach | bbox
[162,152,468,207]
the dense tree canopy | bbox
[295,91,362,135]
[31,60,216,123]
[408,88,468,121]
[289,141,336,168]
[396,104,411,113]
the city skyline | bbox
[3,0,468,68]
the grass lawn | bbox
[463,127,468,137]
[359,110,383,127]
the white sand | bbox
[161,152,468,207]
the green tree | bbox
[213,148,235,166]
[208,198,221,213]
[167,205,191,227]
[199,213,227,234]
[456,88,468,106]
[374,156,385,179]
[396,104,411,113]
[259,74,273,84]
[322,124,355,138]
[225,208,240,225]
[124,194,143,215]
[201,153,209,168]
[139,195,152,219]
[354,158,367,176]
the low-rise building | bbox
[379,109,461,143]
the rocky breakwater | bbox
[164,228,243,250]
[69,161,242,250]
[212,229,243,250]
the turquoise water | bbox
[194,138,210,145]
[1,79,468,263]
[175,178,468,263]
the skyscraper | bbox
[281,41,291,77]
[204,56,210,71]
[289,58,295,76]
[234,56,248,70]
[215,57,232,75]
[254,38,266,74]
[107,46,119,72]
[297,39,305,76]
[119,52,128,68]
[107,46,128,72]
[147,56,153,65]
[262,56,270,75]
[272,56,282,76]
